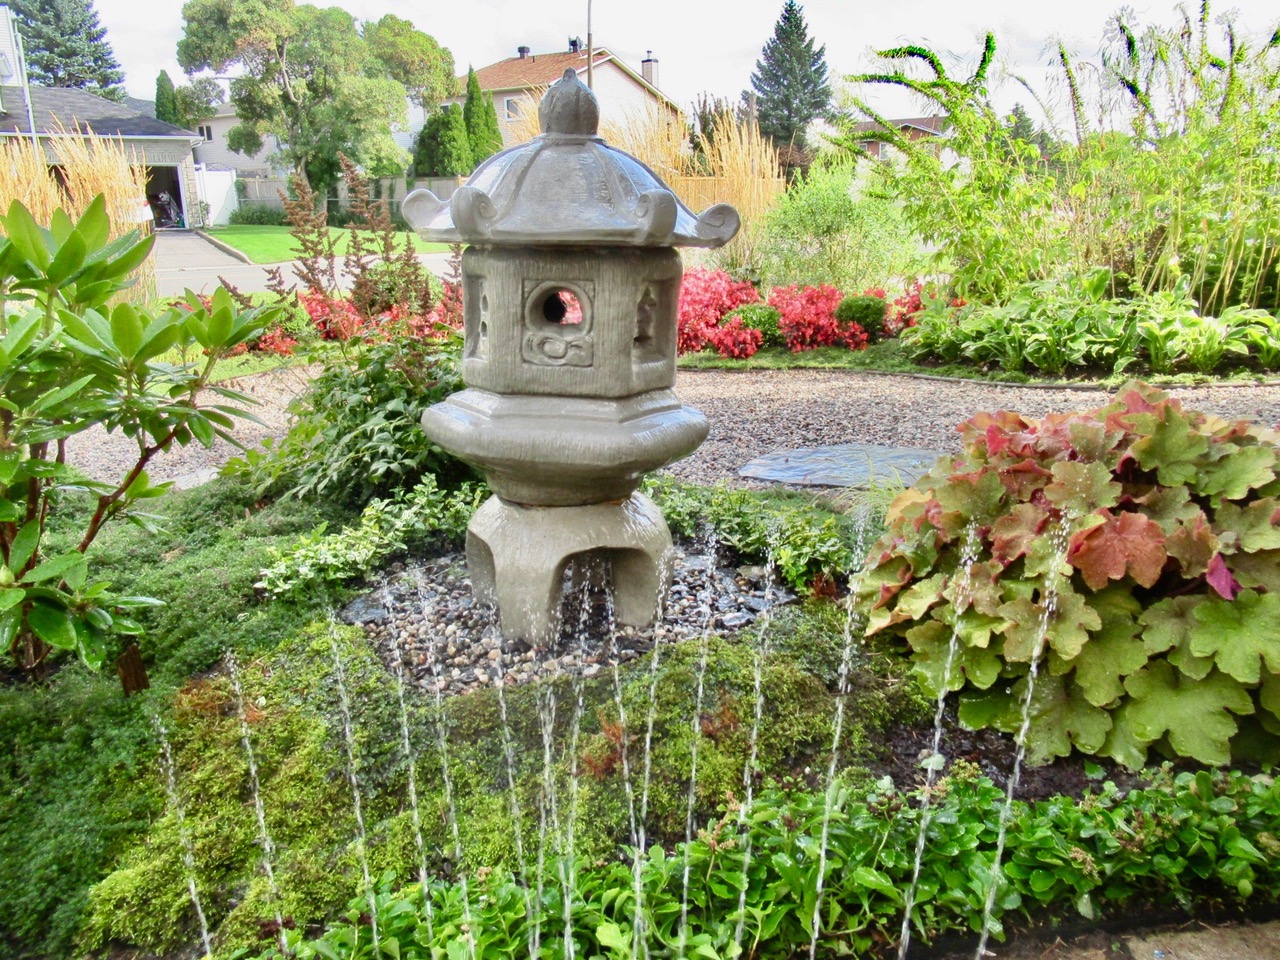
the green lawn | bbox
[204,225,450,264]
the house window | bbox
[504,98,522,121]
[197,125,213,141]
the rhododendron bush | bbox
[857,382,1280,768]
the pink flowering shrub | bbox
[767,284,845,352]
[706,315,764,358]
[677,267,760,353]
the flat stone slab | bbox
[739,442,944,488]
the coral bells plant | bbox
[857,382,1280,768]
[677,267,759,354]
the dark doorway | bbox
[145,166,186,228]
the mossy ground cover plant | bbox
[859,382,1280,768]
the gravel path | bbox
[70,366,1280,487]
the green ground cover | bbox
[204,226,449,264]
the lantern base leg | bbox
[466,493,674,647]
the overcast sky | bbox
[95,0,1280,129]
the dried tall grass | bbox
[507,92,783,267]
[0,124,155,300]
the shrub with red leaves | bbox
[256,326,299,355]
[885,282,924,337]
[767,283,845,352]
[299,291,365,341]
[706,315,764,359]
[677,267,760,354]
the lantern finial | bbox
[539,67,600,136]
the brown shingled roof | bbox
[470,48,613,92]
[846,116,948,136]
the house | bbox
[437,41,680,149]
[845,116,949,159]
[192,100,283,178]
[0,5,206,227]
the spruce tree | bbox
[745,0,831,150]
[462,67,503,166]
[155,71,178,125]
[9,0,125,100]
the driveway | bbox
[151,230,451,298]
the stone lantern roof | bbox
[403,69,740,248]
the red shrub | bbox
[768,284,844,352]
[706,315,763,359]
[256,326,299,355]
[678,267,760,354]
[842,323,869,351]
[299,291,365,340]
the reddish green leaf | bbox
[1067,509,1167,590]
[991,502,1047,565]
[1165,514,1218,578]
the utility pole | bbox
[586,0,594,89]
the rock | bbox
[339,593,387,626]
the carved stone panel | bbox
[521,280,594,368]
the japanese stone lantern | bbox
[403,69,739,645]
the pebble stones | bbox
[356,549,794,698]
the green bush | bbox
[727,303,784,348]
[858,382,1280,767]
[264,764,1280,960]
[835,293,888,342]
[225,330,470,506]
[0,197,276,675]
[755,160,920,294]
[228,204,288,226]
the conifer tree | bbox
[414,105,474,177]
[745,0,831,150]
[9,0,125,100]
[155,71,178,125]
[462,67,503,167]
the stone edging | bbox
[194,229,254,265]
[677,364,1280,392]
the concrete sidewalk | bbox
[936,918,1280,959]
[151,229,451,298]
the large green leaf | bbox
[1019,673,1113,763]
[1055,588,1147,706]
[1123,661,1254,765]
[1139,596,1215,680]
[907,620,1003,695]
[26,601,76,649]
[1189,590,1280,684]
[1198,444,1278,501]
[1213,498,1280,553]
[1129,406,1210,487]
[1044,460,1121,516]
[998,585,1100,662]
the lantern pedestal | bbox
[466,493,673,645]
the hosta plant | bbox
[857,382,1280,767]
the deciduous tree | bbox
[9,0,125,100]
[178,0,443,194]
[745,0,831,150]
[364,13,456,109]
